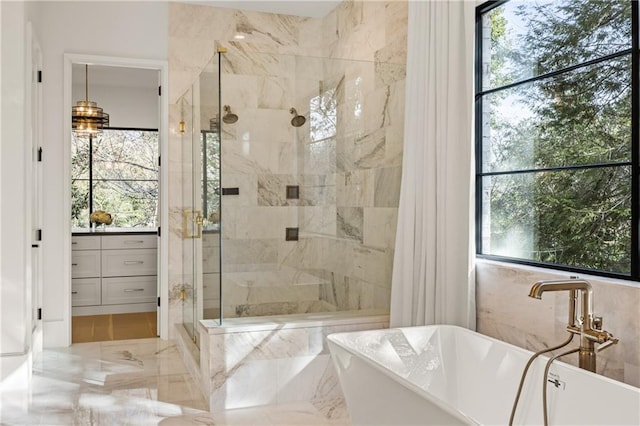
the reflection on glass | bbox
[482,166,631,273]
[483,0,631,90]
[310,88,337,142]
[201,130,220,231]
[483,56,631,173]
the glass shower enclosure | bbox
[181,48,405,344]
[180,54,222,344]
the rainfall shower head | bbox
[222,105,238,124]
[290,107,306,127]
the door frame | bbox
[27,21,43,356]
[62,53,169,342]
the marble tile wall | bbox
[168,3,303,334]
[476,260,640,388]
[168,0,408,332]
[288,1,407,316]
[199,316,389,411]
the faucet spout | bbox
[528,279,592,300]
[529,279,593,331]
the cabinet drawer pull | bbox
[72,263,78,266]
[72,242,78,245]
[124,288,145,292]
[71,291,78,294]
[124,260,144,265]
[124,240,145,244]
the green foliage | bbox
[482,0,632,273]
[201,130,221,228]
[71,130,159,228]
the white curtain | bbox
[390,0,476,329]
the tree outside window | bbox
[71,129,159,228]
[476,0,634,276]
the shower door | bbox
[181,53,222,344]
[180,84,198,343]
[198,53,222,323]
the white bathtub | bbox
[327,325,639,425]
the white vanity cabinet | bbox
[72,233,157,316]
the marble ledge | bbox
[199,309,389,335]
[476,258,640,290]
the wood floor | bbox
[72,312,157,343]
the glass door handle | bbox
[182,209,203,239]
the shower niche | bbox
[179,47,406,343]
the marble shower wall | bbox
[168,1,408,329]
[477,260,640,388]
[291,0,407,314]
[168,2,309,334]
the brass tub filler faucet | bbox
[510,278,619,426]
[528,278,618,372]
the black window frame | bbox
[71,126,160,229]
[474,0,640,281]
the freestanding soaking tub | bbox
[327,325,639,425]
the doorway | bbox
[64,54,169,344]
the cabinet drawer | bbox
[72,235,101,251]
[101,249,157,277]
[101,234,157,250]
[71,278,101,306]
[71,251,101,278]
[102,276,157,305]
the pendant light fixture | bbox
[72,64,109,136]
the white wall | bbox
[0,0,28,360]
[33,1,168,347]
[72,83,159,129]
[0,0,42,387]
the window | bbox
[71,128,159,228]
[475,0,637,279]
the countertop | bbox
[72,227,157,236]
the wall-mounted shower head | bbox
[223,105,238,124]
[290,107,306,127]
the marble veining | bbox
[234,11,302,51]
[168,0,407,338]
[373,166,402,207]
[0,337,350,425]
[336,207,364,242]
[201,313,388,414]
[0,339,212,425]
[477,260,640,388]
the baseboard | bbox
[43,319,70,348]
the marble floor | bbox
[0,338,350,425]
